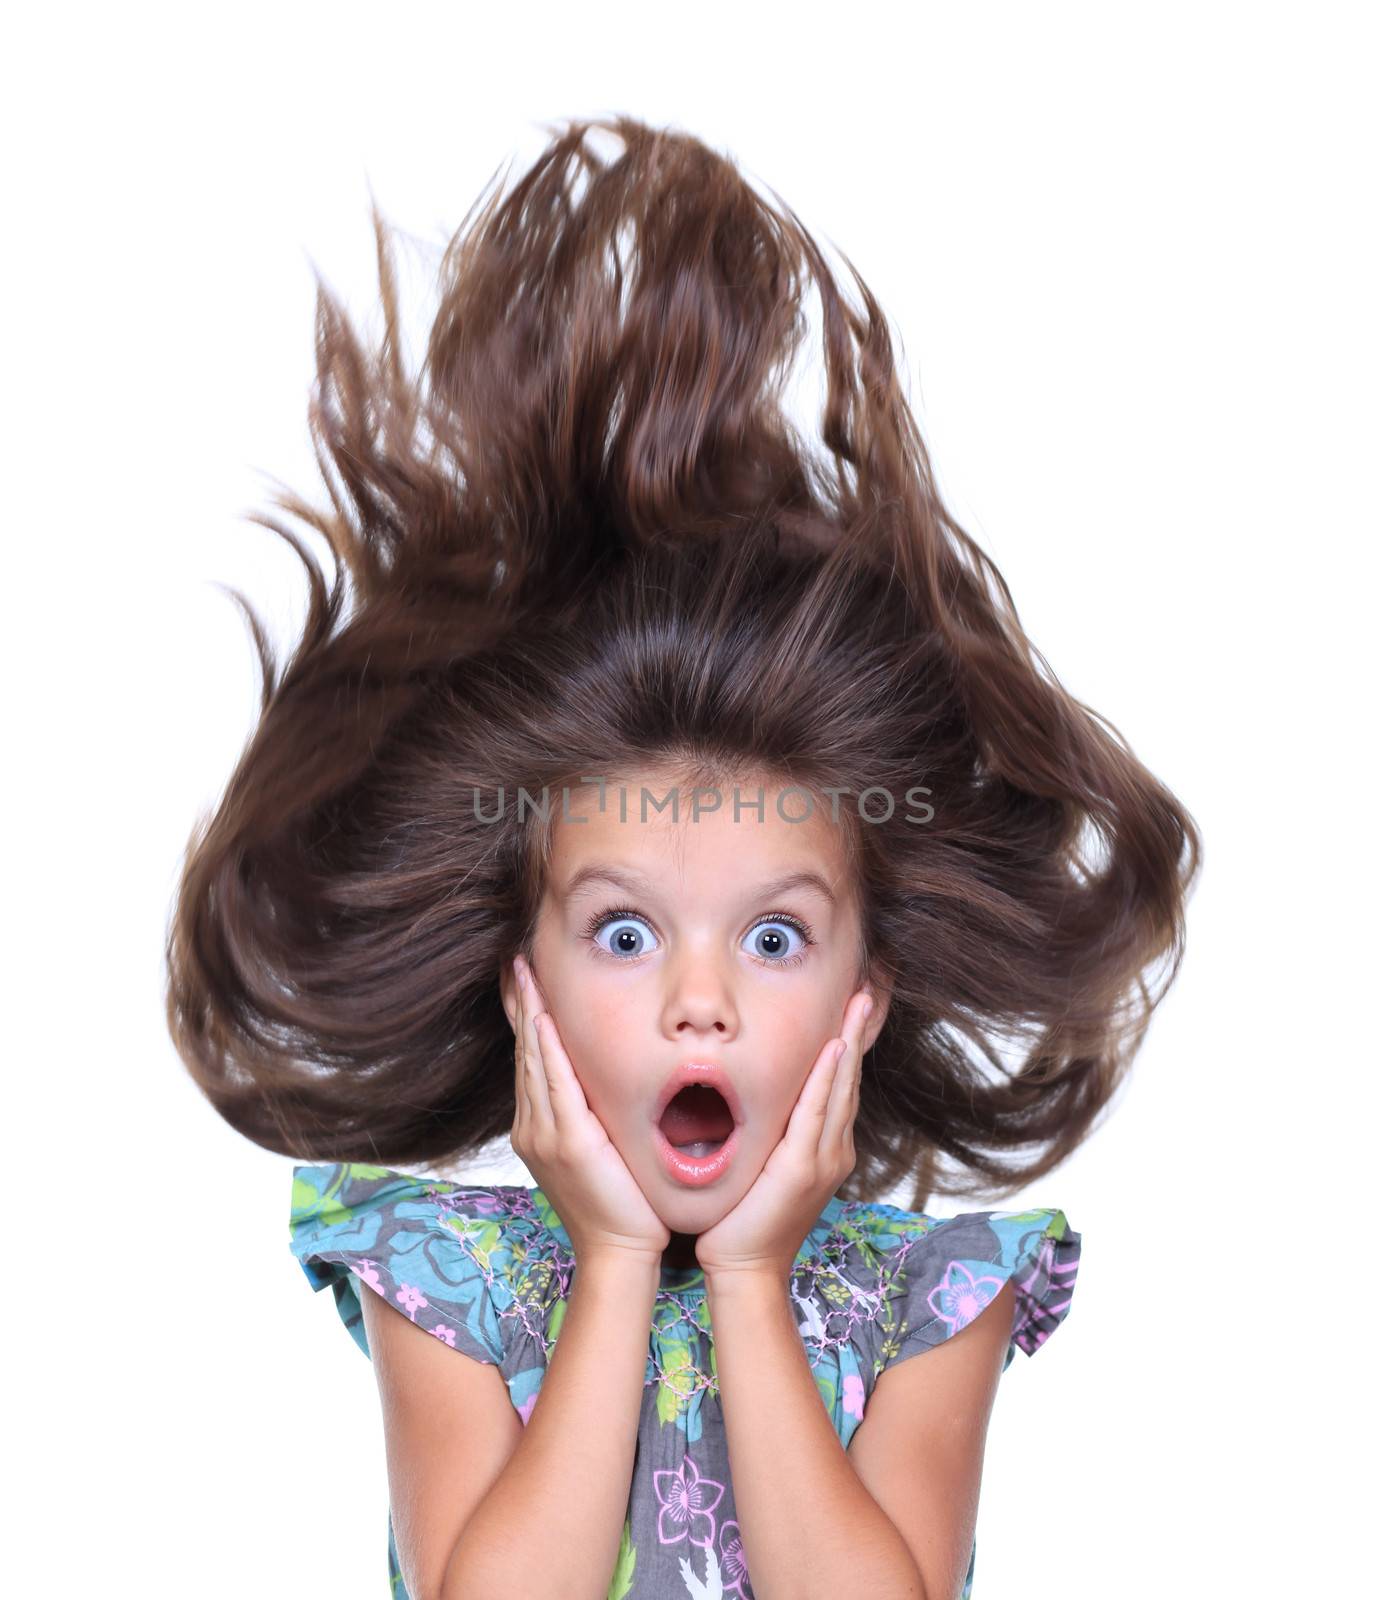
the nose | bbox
[659,943,739,1040]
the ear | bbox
[860,963,894,1055]
[500,958,521,1038]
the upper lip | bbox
[653,1061,745,1128]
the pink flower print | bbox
[395,1282,429,1322]
[351,1260,385,1296]
[718,1520,752,1598]
[842,1371,865,1420]
[928,1261,1005,1337]
[429,1324,456,1347]
[654,1452,726,1549]
[517,1392,537,1427]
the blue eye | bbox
[741,917,811,967]
[585,910,659,960]
[580,905,816,969]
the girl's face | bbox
[499,773,890,1244]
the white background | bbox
[8,3,1395,1595]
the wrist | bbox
[701,1262,792,1300]
[574,1244,664,1280]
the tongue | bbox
[659,1086,734,1149]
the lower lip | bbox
[653,1121,740,1187]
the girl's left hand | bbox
[693,988,873,1281]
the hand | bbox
[693,988,873,1281]
[509,954,670,1266]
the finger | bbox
[791,1033,850,1156]
[519,957,592,1131]
[819,990,870,1161]
[533,1009,592,1127]
[509,956,531,1129]
[513,955,549,1129]
[844,988,872,1093]
[522,966,591,1127]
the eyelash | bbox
[580,904,817,969]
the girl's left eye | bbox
[740,916,812,967]
[581,907,815,968]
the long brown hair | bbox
[165,114,1201,1209]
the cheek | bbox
[551,982,640,1085]
[581,986,637,1042]
[756,994,832,1086]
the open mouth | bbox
[657,1084,737,1158]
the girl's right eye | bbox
[582,905,659,961]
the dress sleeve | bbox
[880,1207,1081,1375]
[288,1162,506,1367]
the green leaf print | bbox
[466,1221,501,1262]
[833,1220,882,1274]
[292,1163,355,1227]
[547,1294,568,1347]
[655,1333,694,1425]
[606,1517,637,1600]
[302,1192,354,1229]
[347,1164,390,1181]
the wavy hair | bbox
[164,114,1201,1208]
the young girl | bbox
[165,114,1200,1600]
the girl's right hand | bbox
[509,953,670,1266]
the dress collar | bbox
[528,1186,848,1289]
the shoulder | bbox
[288,1161,540,1277]
[287,1163,554,1368]
[813,1198,1082,1377]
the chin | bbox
[652,1182,718,1222]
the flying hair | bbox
[164,113,1202,1209]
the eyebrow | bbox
[560,864,839,910]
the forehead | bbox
[544,774,853,904]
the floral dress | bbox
[288,1163,1081,1599]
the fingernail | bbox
[835,1041,848,1061]
[862,996,874,1021]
